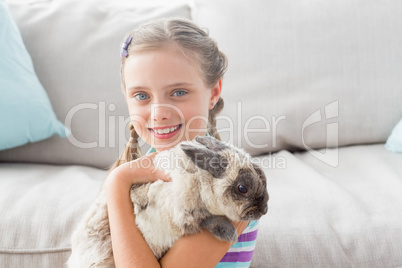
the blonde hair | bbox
[110,18,227,171]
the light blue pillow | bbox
[385,118,402,153]
[0,0,69,151]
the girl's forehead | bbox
[130,43,195,64]
[124,45,206,86]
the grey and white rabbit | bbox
[67,136,269,267]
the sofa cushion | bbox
[192,0,402,156]
[0,0,69,151]
[252,144,402,267]
[1,145,401,267]
[0,163,106,267]
[0,0,191,168]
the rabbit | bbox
[67,136,269,267]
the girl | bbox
[105,18,259,267]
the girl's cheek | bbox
[131,120,150,143]
[128,105,150,132]
[183,111,209,139]
[128,102,149,116]
[182,103,209,123]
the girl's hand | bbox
[106,152,171,190]
[131,152,172,183]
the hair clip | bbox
[120,36,133,58]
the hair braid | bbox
[109,123,142,171]
[208,97,224,141]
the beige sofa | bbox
[1,0,402,267]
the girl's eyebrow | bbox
[163,82,194,89]
[127,86,149,91]
[128,82,194,91]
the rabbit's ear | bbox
[195,136,229,152]
[181,144,228,178]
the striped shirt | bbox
[216,220,259,267]
[146,141,258,267]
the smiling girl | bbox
[105,18,259,267]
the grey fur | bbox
[180,144,229,178]
[200,215,237,241]
[195,136,230,152]
[68,136,269,267]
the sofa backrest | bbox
[193,0,402,156]
[0,0,191,169]
[1,0,401,168]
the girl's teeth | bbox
[155,125,179,135]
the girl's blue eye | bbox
[134,93,149,101]
[172,90,187,97]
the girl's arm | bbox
[105,153,165,267]
[105,154,248,268]
[159,221,249,268]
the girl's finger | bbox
[159,172,172,182]
[162,176,172,182]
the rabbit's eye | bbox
[237,184,248,194]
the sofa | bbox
[1,0,402,267]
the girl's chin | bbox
[153,146,174,152]
[149,139,184,152]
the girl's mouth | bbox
[149,124,182,139]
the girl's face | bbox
[124,44,221,152]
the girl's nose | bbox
[151,104,173,122]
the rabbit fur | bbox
[67,136,269,267]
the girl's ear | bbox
[210,79,222,109]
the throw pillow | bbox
[0,0,191,167]
[0,0,69,151]
[385,119,402,153]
